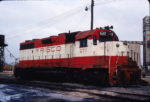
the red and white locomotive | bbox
[14,27,141,85]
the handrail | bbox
[116,52,120,67]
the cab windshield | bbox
[99,31,115,42]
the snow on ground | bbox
[0,76,150,102]
[0,84,100,102]
[0,84,80,102]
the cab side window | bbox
[80,38,87,47]
[93,36,97,45]
[20,43,34,50]
[42,39,52,44]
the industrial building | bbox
[143,16,150,71]
[0,35,7,71]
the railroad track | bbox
[74,89,150,102]
[0,77,150,102]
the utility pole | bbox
[91,0,94,30]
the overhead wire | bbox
[3,1,89,64]
[3,0,127,64]
[72,0,126,31]
[5,0,126,40]
[6,0,127,38]
[95,0,126,6]
[72,11,89,31]
[5,48,17,60]
[5,3,88,39]
[6,9,84,39]
[5,47,19,65]
[0,0,57,1]
[5,0,115,39]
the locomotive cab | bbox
[97,30,141,85]
[75,28,141,85]
[99,30,119,42]
[98,30,141,85]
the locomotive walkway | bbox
[0,71,150,102]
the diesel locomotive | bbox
[14,27,141,85]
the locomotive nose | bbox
[118,68,141,85]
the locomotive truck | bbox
[14,27,141,85]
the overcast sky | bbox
[0,0,149,64]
